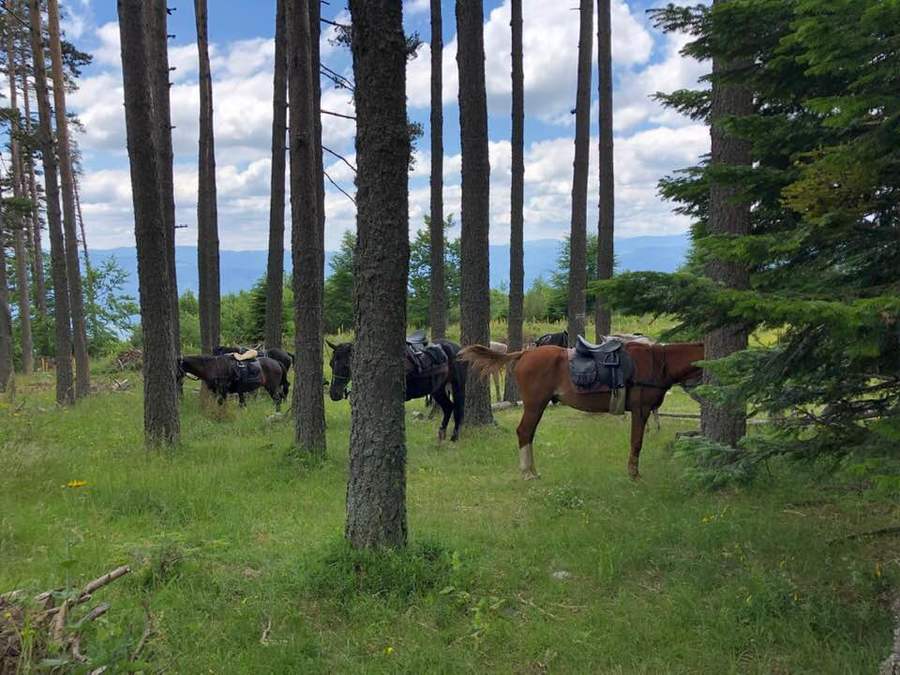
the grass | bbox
[2,360,899,673]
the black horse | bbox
[326,339,467,441]
[214,345,294,377]
[534,330,568,347]
[178,355,287,409]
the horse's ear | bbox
[325,339,338,351]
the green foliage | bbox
[602,0,900,463]
[407,216,461,328]
[324,229,355,333]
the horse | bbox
[459,340,704,480]
[534,330,568,348]
[213,345,294,378]
[326,339,468,441]
[177,354,287,409]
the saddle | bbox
[568,335,634,414]
[404,333,448,377]
[228,351,263,389]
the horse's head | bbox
[326,340,353,401]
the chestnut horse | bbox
[459,341,704,479]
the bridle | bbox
[330,371,351,399]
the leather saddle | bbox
[404,331,447,376]
[568,336,633,403]
[229,352,262,390]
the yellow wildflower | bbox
[384,646,394,656]
[65,480,88,489]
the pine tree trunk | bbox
[0,200,13,392]
[195,0,221,355]
[456,0,493,424]
[6,28,34,375]
[345,0,410,550]
[145,0,180,356]
[595,0,614,340]
[504,0,524,404]
[21,72,47,320]
[701,0,751,447]
[117,0,180,446]
[264,0,288,350]
[286,0,326,455]
[47,0,90,398]
[309,0,326,341]
[28,0,73,405]
[567,0,592,346]
[428,0,446,339]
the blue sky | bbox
[55,0,709,251]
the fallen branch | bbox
[829,526,900,544]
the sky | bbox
[52,0,710,251]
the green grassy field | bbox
[2,355,898,673]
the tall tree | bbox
[567,0,592,345]
[6,24,33,374]
[594,0,614,340]
[700,0,751,447]
[47,0,90,396]
[286,0,326,455]
[428,0,446,339]
[503,0,524,404]
[20,68,47,319]
[345,0,410,549]
[264,0,288,350]
[308,0,325,338]
[0,198,12,392]
[456,0,493,423]
[28,0,73,405]
[145,0,180,356]
[194,0,221,355]
[117,0,180,445]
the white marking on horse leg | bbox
[519,443,539,480]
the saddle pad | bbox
[567,347,634,395]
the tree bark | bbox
[456,0,493,424]
[117,0,180,446]
[264,0,288,350]
[309,0,325,342]
[503,0,524,404]
[145,0,180,357]
[21,71,47,320]
[595,0,614,340]
[6,27,34,375]
[345,0,410,549]
[428,0,446,339]
[194,0,220,355]
[47,0,90,397]
[28,0,73,405]
[286,0,326,455]
[0,196,13,392]
[567,0,592,346]
[701,0,751,447]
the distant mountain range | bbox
[93,234,690,299]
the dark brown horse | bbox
[460,341,704,479]
[177,355,287,409]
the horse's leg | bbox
[449,378,465,442]
[628,406,649,480]
[432,387,454,442]
[516,399,550,480]
[239,393,246,407]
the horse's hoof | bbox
[450,434,459,442]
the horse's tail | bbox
[458,345,526,381]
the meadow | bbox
[2,325,898,673]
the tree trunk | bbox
[595,0,614,340]
[567,0,592,346]
[6,27,34,375]
[28,0,74,405]
[194,0,220,355]
[47,0,90,397]
[503,0,524,404]
[264,0,288,350]
[117,0,180,446]
[286,0,326,455]
[21,72,47,320]
[309,0,326,342]
[345,0,410,550]
[428,0,446,339]
[701,0,751,447]
[145,0,180,357]
[0,198,13,392]
[456,0,493,424]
